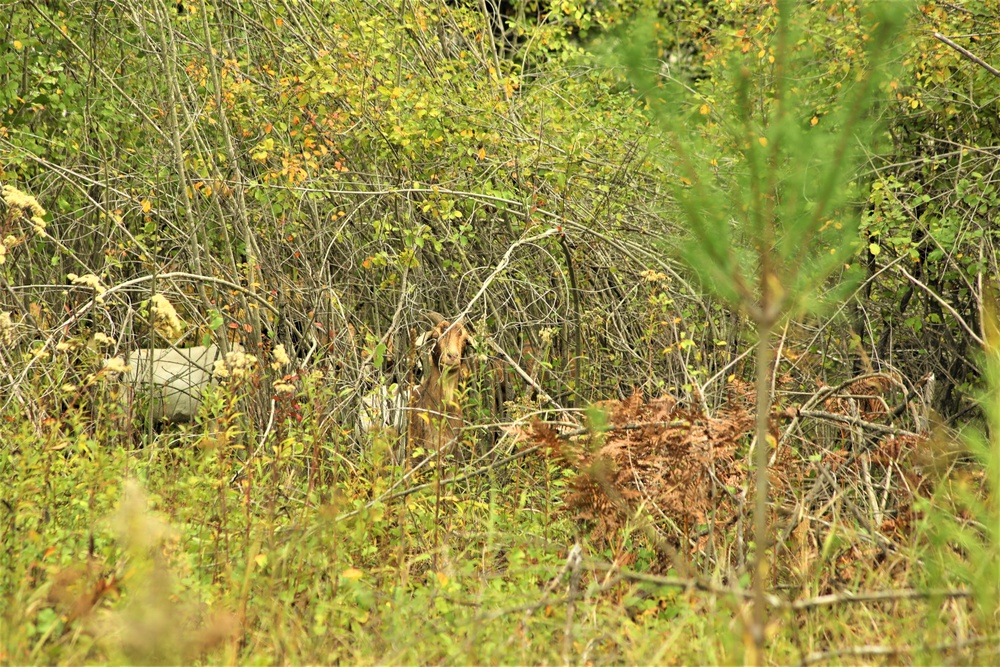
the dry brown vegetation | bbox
[534,392,752,547]
[529,385,944,595]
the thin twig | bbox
[555,418,691,439]
[562,544,582,665]
[585,561,777,605]
[800,634,997,666]
[789,587,972,611]
[455,227,563,324]
[775,372,910,460]
[590,560,971,613]
[797,410,920,437]
[934,32,1000,79]
[897,265,984,346]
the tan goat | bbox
[408,313,470,460]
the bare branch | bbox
[934,32,1000,79]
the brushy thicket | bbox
[1,1,998,664]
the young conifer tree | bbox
[615,1,912,659]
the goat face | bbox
[427,319,469,374]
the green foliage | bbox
[915,300,1000,639]
[2,1,1000,664]
[851,0,1000,415]
[2,0,678,402]
[616,1,912,321]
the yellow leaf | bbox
[13,40,22,50]
[758,137,768,147]
[435,571,448,586]
[810,116,819,126]
[477,147,486,160]
[141,199,151,213]
[910,98,920,109]
[699,104,710,115]
[342,567,363,581]
[254,553,268,567]
[869,243,881,256]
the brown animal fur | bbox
[408,314,470,459]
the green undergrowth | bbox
[0,348,997,665]
[1,415,729,665]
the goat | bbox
[126,344,229,423]
[358,382,409,435]
[408,313,471,460]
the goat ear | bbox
[455,317,476,347]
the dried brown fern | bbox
[534,391,753,547]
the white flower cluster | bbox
[0,234,18,266]
[0,310,13,346]
[149,294,183,339]
[539,327,558,344]
[67,273,108,304]
[640,269,669,282]
[270,344,295,393]
[2,184,46,235]
[272,380,296,394]
[103,356,130,374]
[271,343,291,370]
[212,349,258,381]
[56,340,81,352]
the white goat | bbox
[357,382,409,435]
[126,344,224,423]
